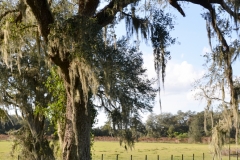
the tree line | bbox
[93,110,236,143]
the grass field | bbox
[0,141,14,160]
[0,140,237,160]
[92,141,232,160]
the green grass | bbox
[0,140,14,160]
[0,140,236,160]
[92,142,234,160]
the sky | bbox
[94,3,240,127]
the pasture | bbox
[0,140,236,160]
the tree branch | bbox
[0,9,18,43]
[176,0,240,20]
[173,0,230,51]
[169,0,185,17]
[25,0,54,41]
[0,9,18,21]
[200,87,230,104]
[78,0,100,16]
[95,0,139,27]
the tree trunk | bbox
[27,114,44,160]
[225,52,239,146]
[61,64,91,160]
[26,112,54,160]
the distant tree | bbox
[145,111,195,138]
[174,110,195,133]
[146,113,177,138]
[92,121,112,137]
[167,125,175,138]
[188,112,205,143]
[0,113,22,134]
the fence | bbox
[17,153,240,160]
[95,153,240,160]
[97,153,204,160]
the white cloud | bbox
[141,54,206,116]
[142,53,156,79]
[142,54,205,94]
[164,61,205,94]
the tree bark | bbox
[224,52,239,146]
[61,64,92,160]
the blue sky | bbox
[94,3,240,127]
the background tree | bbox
[0,113,22,134]
[188,112,205,143]
[145,111,194,138]
[193,37,240,158]
[146,112,174,138]
[0,52,54,159]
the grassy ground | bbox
[93,142,203,160]
[0,140,237,160]
[0,140,14,160]
[92,142,234,160]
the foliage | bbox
[145,111,194,138]
[175,132,188,140]
[44,67,66,148]
[188,112,205,143]
[10,123,54,160]
[92,38,157,149]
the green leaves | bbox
[44,67,66,127]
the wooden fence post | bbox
[18,155,20,160]
[193,154,194,160]
[203,153,204,160]
[171,155,173,160]
[116,154,118,160]
[157,155,159,160]
[182,154,183,160]
[131,155,132,160]
[229,146,230,160]
[145,155,147,160]
[101,154,103,160]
